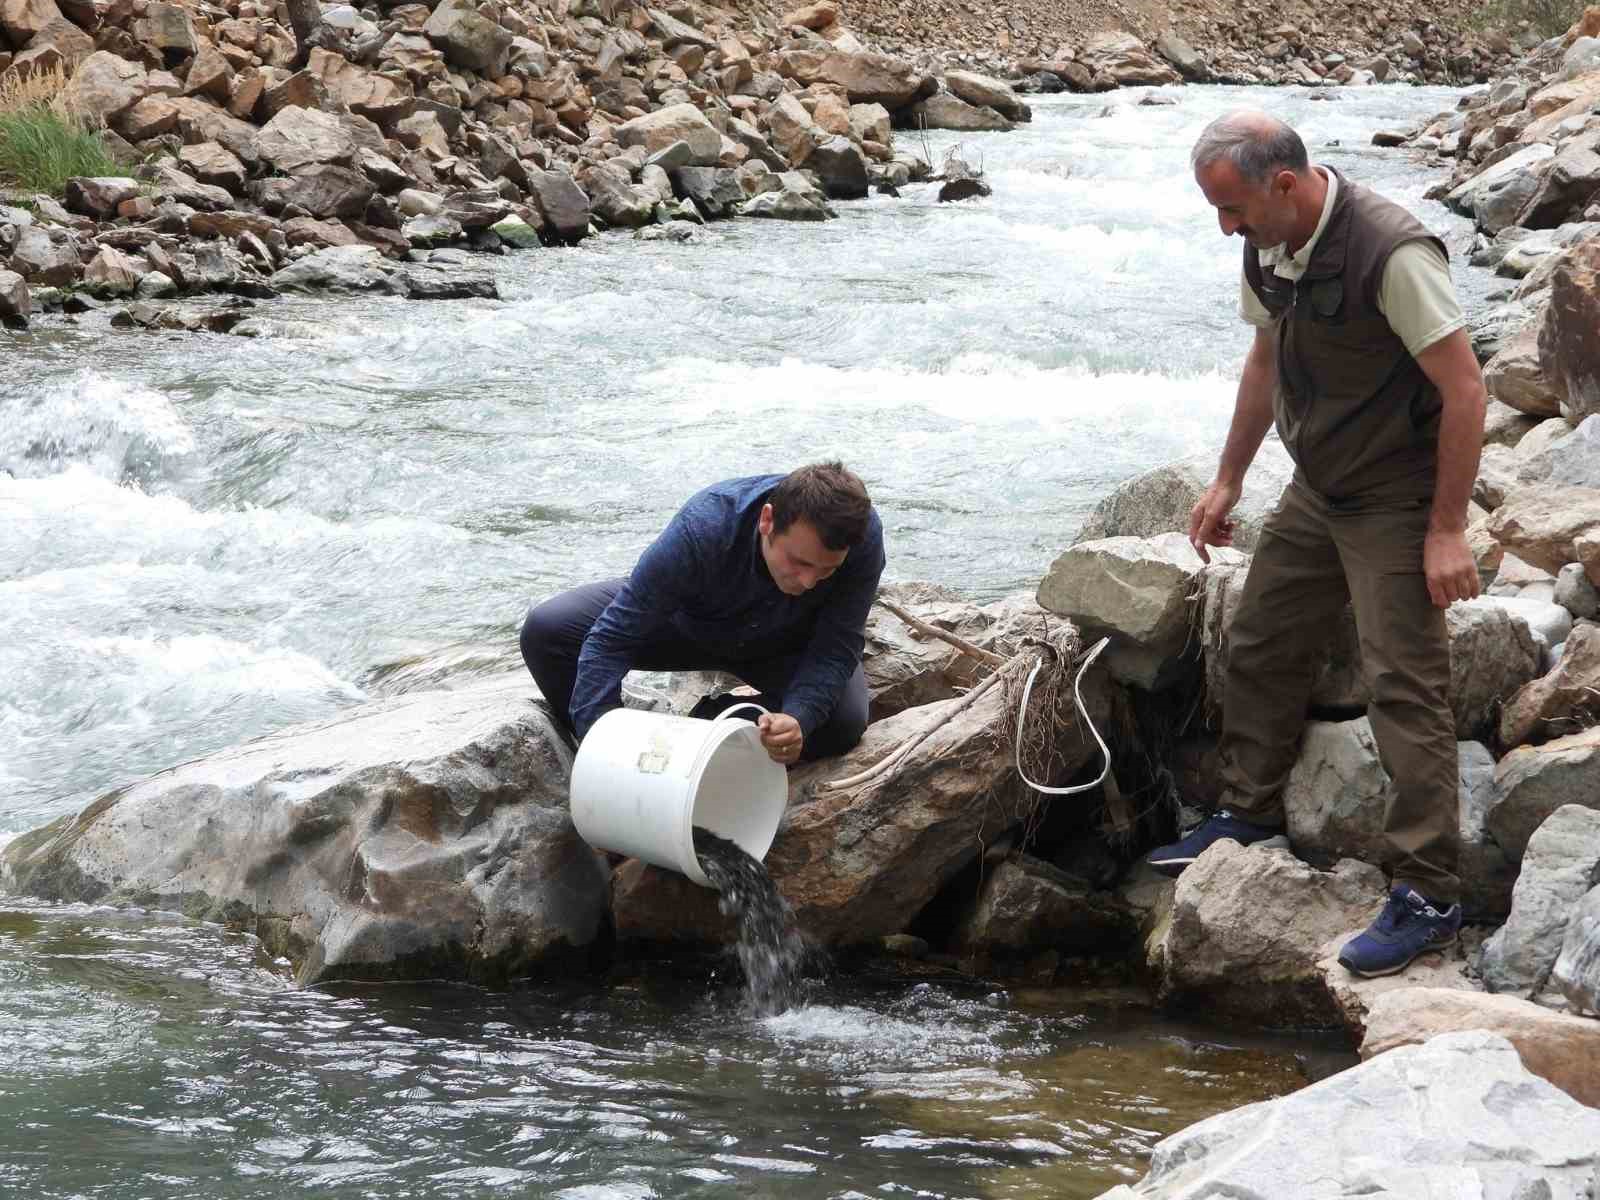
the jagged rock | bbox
[1461,740,1519,920]
[270,243,405,293]
[1516,414,1600,493]
[1502,620,1600,747]
[280,164,374,219]
[423,0,511,76]
[741,188,829,220]
[401,212,462,246]
[0,268,28,328]
[646,6,714,50]
[937,177,991,202]
[1100,1031,1600,1200]
[306,46,413,127]
[1039,532,1240,689]
[402,267,497,300]
[1361,990,1600,1109]
[256,105,357,174]
[281,216,361,248]
[1445,143,1554,218]
[132,1,197,58]
[1539,239,1600,423]
[772,48,933,108]
[1155,30,1207,80]
[489,214,540,248]
[780,0,837,30]
[119,95,180,140]
[62,175,138,219]
[584,167,655,228]
[1446,598,1546,739]
[394,109,449,158]
[61,50,146,124]
[169,96,260,167]
[669,165,742,218]
[177,141,247,193]
[1075,443,1295,553]
[526,169,589,244]
[1489,727,1600,862]
[81,245,143,296]
[149,162,234,210]
[1280,717,1390,866]
[804,134,868,199]
[951,854,1137,958]
[187,210,276,241]
[943,69,1029,122]
[1078,32,1182,86]
[1487,485,1600,575]
[441,189,509,229]
[357,147,412,193]
[908,91,1012,132]
[615,103,722,167]
[1470,298,1538,363]
[9,226,79,286]
[1557,561,1600,619]
[1553,883,1600,1014]
[0,675,607,985]
[1,0,62,45]
[1152,839,1386,1027]
[1484,325,1564,416]
[184,42,233,103]
[1480,804,1600,1000]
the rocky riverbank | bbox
[0,0,1531,331]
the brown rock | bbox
[61,49,146,124]
[23,17,92,68]
[0,268,28,328]
[781,1,838,31]
[280,216,362,248]
[115,196,155,221]
[177,141,246,193]
[1079,31,1183,86]
[1488,486,1600,575]
[227,67,265,121]
[1501,621,1600,747]
[308,46,414,127]
[256,105,356,172]
[187,210,277,240]
[131,2,196,58]
[170,96,260,166]
[81,244,144,295]
[771,48,934,108]
[1,0,62,47]
[1485,325,1565,417]
[118,94,179,140]
[1538,240,1600,424]
[1361,988,1600,1108]
[261,67,325,120]
[183,41,233,103]
[63,175,138,218]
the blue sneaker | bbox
[1147,809,1290,877]
[1338,887,1461,978]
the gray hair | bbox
[1190,113,1309,184]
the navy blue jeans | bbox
[520,579,869,762]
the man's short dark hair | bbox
[769,462,871,551]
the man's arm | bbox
[569,524,697,739]
[1190,325,1278,561]
[777,534,886,741]
[1414,328,1487,608]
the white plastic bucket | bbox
[569,702,788,887]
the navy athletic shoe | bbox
[1147,809,1290,877]
[1338,886,1461,978]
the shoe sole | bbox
[1147,835,1292,877]
[1338,932,1458,978]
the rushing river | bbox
[3,83,1489,1197]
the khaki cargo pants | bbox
[1219,481,1460,905]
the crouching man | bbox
[520,462,885,765]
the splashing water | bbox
[692,827,807,1017]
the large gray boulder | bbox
[256,105,356,172]
[1519,414,1600,491]
[270,244,404,293]
[1460,740,1518,919]
[1039,532,1240,689]
[805,135,869,199]
[0,674,609,986]
[906,91,1012,132]
[943,69,1030,122]
[1281,718,1389,866]
[0,268,29,327]
[1553,883,1600,1014]
[1095,1032,1600,1200]
[1479,803,1600,1000]
[1488,726,1600,860]
[1445,597,1546,738]
[527,169,590,244]
[1078,32,1182,86]
[1074,444,1295,553]
[1151,838,1386,1028]
[9,226,80,287]
[1445,142,1554,216]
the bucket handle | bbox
[712,701,770,724]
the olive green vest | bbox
[1244,167,1448,502]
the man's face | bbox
[758,506,849,596]
[1195,159,1297,249]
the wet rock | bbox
[1099,1031,1600,1200]
[1361,989,1600,1108]
[1538,239,1600,423]
[1039,532,1240,689]
[1480,804,1600,998]
[526,169,590,244]
[270,243,405,293]
[489,214,541,248]
[1502,621,1600,747]
[0,268,28,328]
[63,176,138,219]
[402,267,497,300]
[803,135,868,200]
[669,165,742,219]
[81,245,144,296]
[741,188,830,220]
[1152,839,1386,1028]
[936,176,991,202]
[1489,728,1600,862]
[1553,883,1600,1014]
[0,675,607,985]
[909,92,1012,132]
[951,854,1137,959]
[616,103,722,167]
[1487,485,1600,575]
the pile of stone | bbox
[1,0,1056,328]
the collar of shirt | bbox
[1257,166,1337,283]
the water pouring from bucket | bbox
[569,702,788,887]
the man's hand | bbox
[1424,528,1480,609]
[758,712,804,765]
[1189,479,1242,563]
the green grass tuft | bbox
[0,104,122,195]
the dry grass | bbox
[0,60,119,194]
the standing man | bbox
[1148,112,1487,978]
[520,462,883,765]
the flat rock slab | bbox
[1361,987,1600,1109]
[1095,1031,1600,1199]
[0,673,608,986]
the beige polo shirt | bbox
[1239,167,1465,357]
